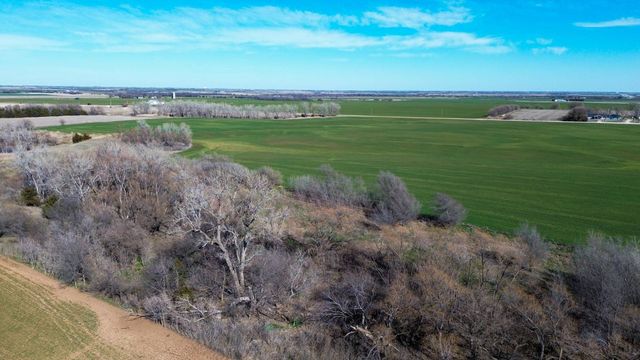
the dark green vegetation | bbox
[48,117,640,243]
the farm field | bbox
[0,258,122,360]
[48,116,640,243]
[0,254,223,360]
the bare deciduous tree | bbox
[175,171,286,299]
[369,171,421,224]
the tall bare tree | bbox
[175,170,285,299]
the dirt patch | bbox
[0,256,225,360]
[507,109,569,121]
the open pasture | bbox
[48,116,640,243]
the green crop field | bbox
[0,262,123,359]
[48,116,640,243]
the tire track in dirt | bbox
[0,256,226,360]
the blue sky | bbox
[0,0,638,91]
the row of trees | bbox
[0,104,88,118]
[156,101,340,119]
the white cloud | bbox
[0,34,65,50]
[527,38,553,46]
[214,28,383,49]
[363,6,473,29]
[393,32,512,53]
[575,17,640,28]
[0,3,511,55]
[532,46,568,55]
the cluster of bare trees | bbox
[157,101,340,119]
[11,139,288,304]
[0,104,87,118]
[292,165,462,226]
[562,106,589,121]
[0,120,56,153]
[131,102,151,116]
[2,136,639,359]
[120,120,192,150]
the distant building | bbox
[553,98,568,102]
[172,92,176,100]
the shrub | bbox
[431,192,467,226]
[143,293,174,325]
[0,204,48,241]
[42,196,82,223]
[516,223,548,264]
[256,166,283,187]
[88,106,106,115]
[291,165,367,207]
[20,187,40,206]
[46,229,94,284]
[562,106,588,121]
[571,234,640,335]
[369,171,421,224]
[132,103,151,116]
[72,133,92,143]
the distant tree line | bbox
[0,104,88,118]
[156,101,341,119]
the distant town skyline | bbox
[1,0,639,91]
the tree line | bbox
[154,101,341,119]
[0,104,95,118]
